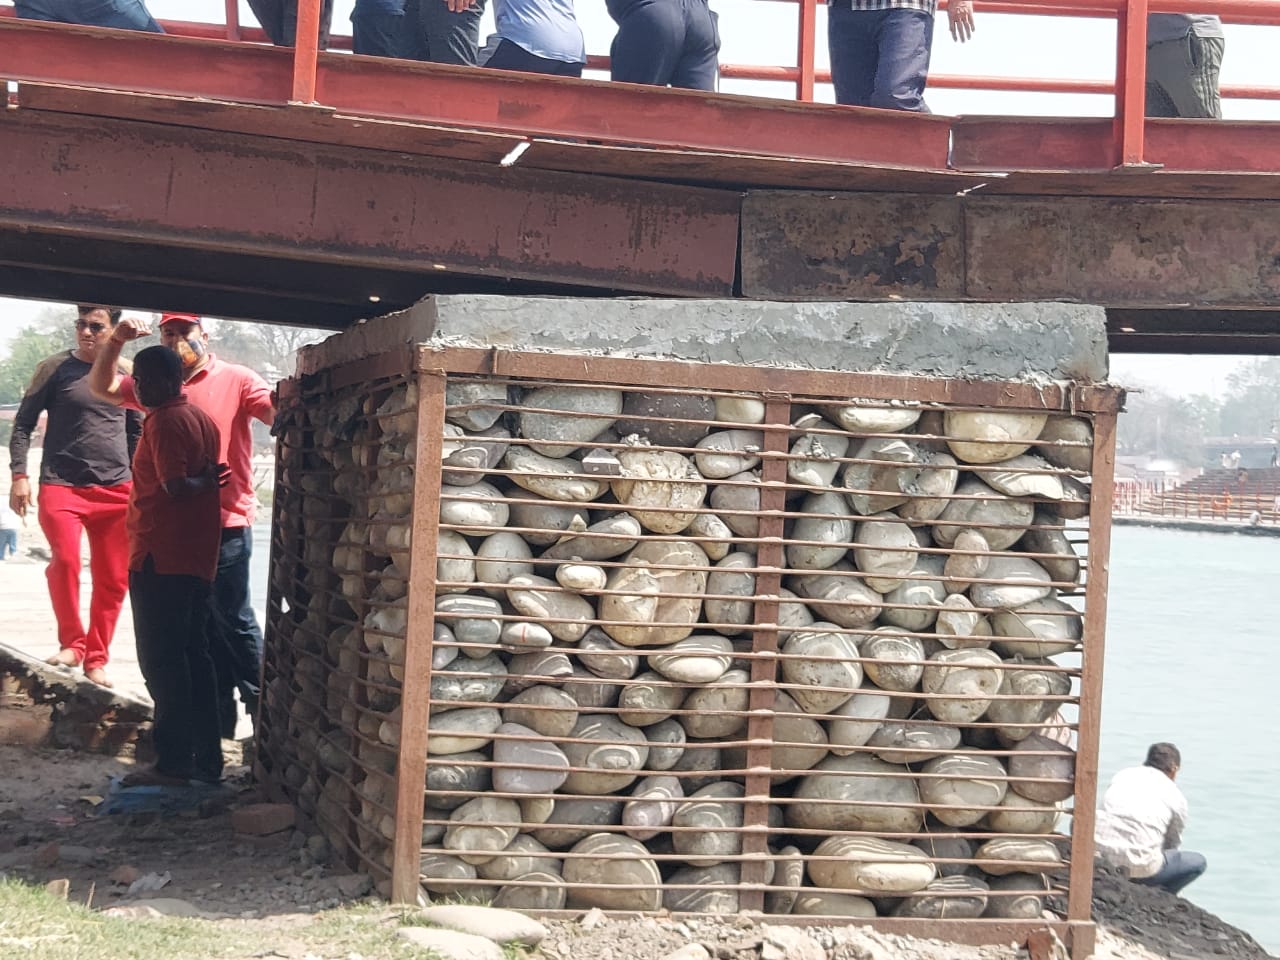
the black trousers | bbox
[246,0,334,47]
[131,559,222,781]
[609,0,719,91]
[485,39,583,77]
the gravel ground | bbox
[0,742,1272,960]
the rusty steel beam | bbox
[1107,308,1280,354]
[740,191,1280,313]
[951,116,1280,176]
[0,111,740,300]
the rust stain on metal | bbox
[740,192,964,300]
[0,111,740,298]
[964,197,1280,306]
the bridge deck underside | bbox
[3,19,1280,352]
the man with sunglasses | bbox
[90,313,275,739]
[8,305,142,687]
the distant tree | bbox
[1217,358,1280,438]
[0,305,75,405]
[203,318,327,382]
[1117,389,1210,464]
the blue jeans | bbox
[131,559,222,781]
[1136,850,1207,895]
[0,529,16,559]
[828,4,933,111]
[14,0,163,32]
[609,0,720,91]
[208,527,264,737]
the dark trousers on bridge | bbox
[828,4,934,112]
[353,8,420,58]
[130,558,222,782]
[485,39,584,77]
[406,0,487,66]
[208,527,264,739]
[608,0,720,91]
[15,0,162,32]
[246,0,334,48]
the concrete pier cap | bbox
[297,297,1109,384]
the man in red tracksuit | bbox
[8,305,142,687]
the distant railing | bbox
[1114,483,1280,523]
[2,0,1279,170]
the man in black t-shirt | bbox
[8,305,142,687]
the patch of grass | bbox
[0,879,438,960]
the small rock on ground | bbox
[659,946,712,960]
[397,926,506,960]
[103,898,216,919]
[416,904,547,945]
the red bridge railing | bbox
[2,0,1278,171]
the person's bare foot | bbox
[45,649,80,668]
[84,667,113,688]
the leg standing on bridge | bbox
[1145,15,1224,119]
[607,0,720,91]
[483,0,586,77]
[90,314,277,739]
[8,305,141,688]
[352,0,420,57]
[827,0,973,111]
[246,0,335,48]
[406,0,488,65]
[13,0,163,32]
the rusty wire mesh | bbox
[261,349,1116,933]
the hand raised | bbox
[112,316,154,343]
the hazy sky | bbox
[0,296,1252,398]
[2,4,1275,393]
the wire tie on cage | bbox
[581,448,624,476]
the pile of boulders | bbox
[264,374,1094,920]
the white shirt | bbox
[1094,765,1188,878]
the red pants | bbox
[37,483,131,671]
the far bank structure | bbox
[258,296,1121,960]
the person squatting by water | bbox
[1094,742,1207,895]
[1146,13,1224,119]
[827,0,974,111]
[91,314,276,740]
[8,305,142,687]
[119,345,227,787]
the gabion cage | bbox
[260,342,1121,955]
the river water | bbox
[248,523,1278,951]
[1101,526,1278,953]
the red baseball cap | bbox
[159,312,202,327]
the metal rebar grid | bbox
[262,346,1120,954]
